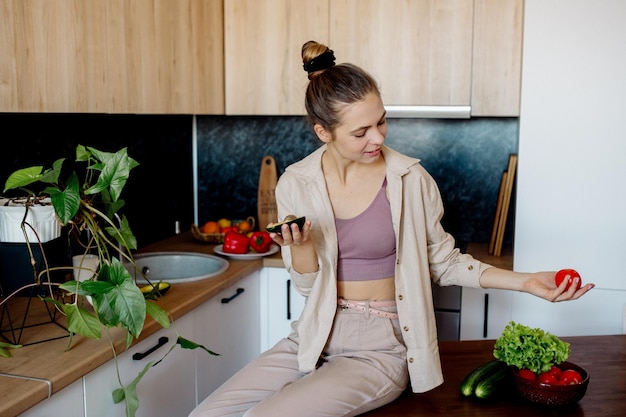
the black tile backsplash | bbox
[0,113,194,248]
[197,116,518,244]
[1,114,517,250]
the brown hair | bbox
[302,41,380,132]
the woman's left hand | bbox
[522,271,594,302]
[480,268,594,302]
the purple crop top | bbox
[335,178,396,281]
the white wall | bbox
[513,0,626,335]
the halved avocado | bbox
[140,281,171,298]
[266,216,306,234]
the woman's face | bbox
[318,92,387,164]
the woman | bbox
[189,40,594,417]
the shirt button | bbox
[403,326,409,332]
[468,265,474,271]
[397,294,404,301]
[408,357,414,363]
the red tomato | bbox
[518,369,536,381]
[559,369,583,385]
[555,268,582,291]
[538,371,558,385]
[220,226,239,234]
[548,365,562,378]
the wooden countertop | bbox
[361,334,626,417]
[0,231,278,416]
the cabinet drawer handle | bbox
[221,287,245,303]
[132,336,169,360]
[286,279,292,320]
[483,293,489,338]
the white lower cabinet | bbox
[509,288,626,337]
[19,271,264,417]
[461,286,626,339]
[259,267,305,351]
[460,287,512,340]
[194,271,262,404]
[83,311,197,417]
[19,377,84,417]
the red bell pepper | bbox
[249,231,273,253]
[222,231,249,254]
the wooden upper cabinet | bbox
[224,0,522,117]
[330,0,473,107]
[0,0,224,114]
[1,0,522,115]
[471,0,523,116]
[224,0,329,115]
[106,0,224,114]
[1,0,90,112]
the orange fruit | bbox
[202,221,220,234]
[237,220,252,233]
[217,218,231,229]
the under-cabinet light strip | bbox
[384,105,471,119]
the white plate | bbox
[214,244,279,260]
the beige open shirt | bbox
[275,144,493,393]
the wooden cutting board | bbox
[257,155,278,230]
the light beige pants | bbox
[189,306,409,417]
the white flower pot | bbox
[0,198,62,243]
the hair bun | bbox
[303,50,336,74]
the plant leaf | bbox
[145,301,171,329]
[94,259,146,337]
[0,342,23,358]
[84,148,138,202]
[75,144,91,162]
[177,336,220,356]
[112,360,154,417]
[3,166,43,192]
[61,303,102,339]
[46,171,81,225]
[39,158,65,184]
[60,280,114,296]
[105,214,137,251]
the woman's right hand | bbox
[269,219,312,247]
[271,219,318,273]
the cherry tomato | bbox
[555,268,582,291]
[548,365,562,378]
[518,369,536,381]
[538,371,558,385]
[559,369,583,385]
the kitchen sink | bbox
[125,251,229,284]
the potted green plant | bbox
[1,145,216,417]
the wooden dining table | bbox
[361,334,625,417]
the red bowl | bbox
[512,362,589,407]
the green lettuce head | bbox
[493,321,570,374]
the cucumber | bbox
[474,365,510,399]
[459,359,507,397]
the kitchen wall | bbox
[509,0,626,336]
[1,114,517,250]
